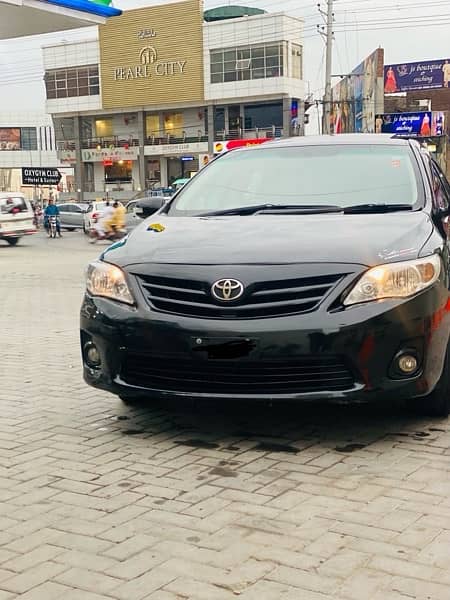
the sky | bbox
[0,0,449,119]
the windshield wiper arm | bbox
[199,204,343,217]
[343,203,414,214]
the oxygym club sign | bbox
[99,0,204,109]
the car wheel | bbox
[6,237,19,246]
[413,344,450,417]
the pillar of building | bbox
[74,116,85,203]
[207,104,215,155]
[137,110,146,192]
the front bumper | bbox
[80,282,450,403]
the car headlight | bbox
[86,260,134,305]
[344,254,441,306]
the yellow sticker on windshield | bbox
[147,223,165,232]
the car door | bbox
[57,204,69,228]
[71,204,84,228]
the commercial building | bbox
[42,0,306,201]
[0,112,73,198]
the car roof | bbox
[236,133,416,152]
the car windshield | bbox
[168,144,419,215]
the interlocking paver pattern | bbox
[1,232,450,598]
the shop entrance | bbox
[167,156,199,185]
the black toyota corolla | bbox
[80,135,450,415]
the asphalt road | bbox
[1,230,450,599]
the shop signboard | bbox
[0,128,20,150]
[22,167,62,185]
[384,59,450,93]
[144,142,208,156]
[99,0,204,109]
[58,149,76,164]
[81,147,139,162]
[213,138,271,155]
[375,111,445,136]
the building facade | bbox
[0,112,73,198]
[42,0,305,201]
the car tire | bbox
[413,344,450,417]
[6,237,19,246]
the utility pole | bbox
[318,0,334,134]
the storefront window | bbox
[164,113,183,137]
[147,159,161,185]
[244,103,283,129]
[146,114,160,138]
[105,160,132,183]
[95,119,113,138]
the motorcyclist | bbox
[44,199,61,237]
[93,200,114,240]
[106,201,126,235]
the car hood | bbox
[101,211,434,268]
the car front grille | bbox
[121,352,355,395]
[134,272,345,319]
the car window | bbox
[0,196,28,214]
[72,205,82,213]
[126,202,136,214]
[169,145,420,215]
[58,205,67,212]
[431,162,450,212]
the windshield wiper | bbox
[199,204,343,217]
[343,203,414,214]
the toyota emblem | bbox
[211,278,244,302]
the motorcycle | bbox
[48,215,59,239]
[88,223,127,244]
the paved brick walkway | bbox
[1,232,450,599]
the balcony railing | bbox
[146,131,208,145]
[56,126,284,152]
[215,126,283,141]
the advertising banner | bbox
[375,111,445,136]
[331,48,384,134]
[384,59,450,93]
[0,128,20,150]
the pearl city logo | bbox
[211,279,245,302]
[113,36,186,81]
[139,46,157,65]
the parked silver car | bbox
[57,203,88,231]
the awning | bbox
[0,0,121,40]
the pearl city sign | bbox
[99,1,204,109]
[114,45,187,81]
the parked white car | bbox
[83,201,124,232]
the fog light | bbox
[398,354,418,374]
[85,342,101,368]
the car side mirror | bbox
[136,197,166,218]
